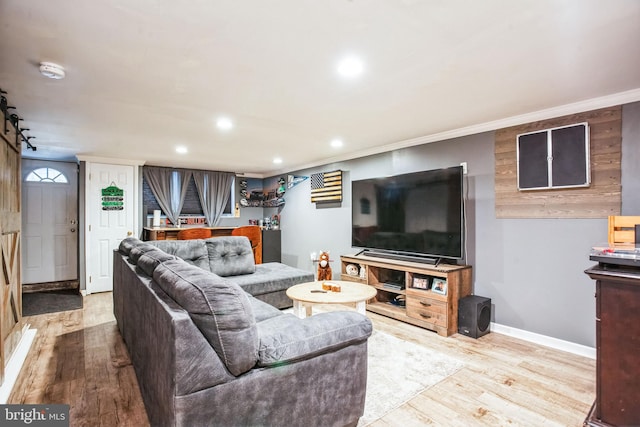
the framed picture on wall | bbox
[431,278,447,295]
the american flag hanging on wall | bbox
[310,170,343,203]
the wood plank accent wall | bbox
[495,106,622,218]
[1,113,24,386]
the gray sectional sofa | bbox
[113,236,373,427]
[147,236,314,309]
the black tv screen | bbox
[351,166,463,261]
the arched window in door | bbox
[25,167,68,183]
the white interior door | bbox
[86,162,136,294]
[22,160,78,284]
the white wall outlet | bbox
[310,252,317,261]
[460,161,468,175]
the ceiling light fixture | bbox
[331,138,344,148]
[336,56,364,78]
[176,146,188,154]
[216,117,233,131]
[273,157,283,164]
[39,62,66,79]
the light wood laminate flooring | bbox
[9,293,595,426]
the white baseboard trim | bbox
[0,327,37,403]
[491,322,596,359]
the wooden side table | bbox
[286,280,377,318]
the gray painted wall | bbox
[622,101,640,214]
[263,102,639,347]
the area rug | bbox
[22,289,83,316]
[283,307,464,425]
[359,329,464,426]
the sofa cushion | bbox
[129,243,161,264]
[149,239,210,271]
[205,236,255,277]
[231,263,314,296]
[137,249,178,276]
[247,294,285,323]
[152,258,258,376]
[119,236,144,255]
[256,311,372,367]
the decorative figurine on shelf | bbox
[317,251,332,281]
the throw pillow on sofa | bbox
[205,236,256,277]
[152,258,259,376]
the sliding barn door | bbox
[1,116,24,386]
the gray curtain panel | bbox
[193,170,235,226]
[144,166,192,226]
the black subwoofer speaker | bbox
[458,295,491,338]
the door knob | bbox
[70,228,76,232]
[127,231,133,236]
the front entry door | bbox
[22,160,78,284]
[86,162,136,294]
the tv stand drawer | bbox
[406,296,447,327]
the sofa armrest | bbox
[256,311,372,367]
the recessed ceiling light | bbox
[176,146,188,154]
[336,56,364,78]
[216,117,233,131]
[39,62,66,79]
[273,157,283,164]
[331,138,344,148]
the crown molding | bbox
[269,88,640,177]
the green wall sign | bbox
[101,184,124,210]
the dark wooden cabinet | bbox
[584,265,640,427]
[262,229,281,263]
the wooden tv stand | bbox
[340,254,472,337]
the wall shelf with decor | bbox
[341,254,472,337]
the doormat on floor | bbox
[22,289,83,316]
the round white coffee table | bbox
[286,280,377,318]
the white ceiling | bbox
[2,0,640,177]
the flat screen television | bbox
[351,166,464,264]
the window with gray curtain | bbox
[143,166,192,226]
[192,170,235,226]
[143,166,235,225]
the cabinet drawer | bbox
[406,296,447,327]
